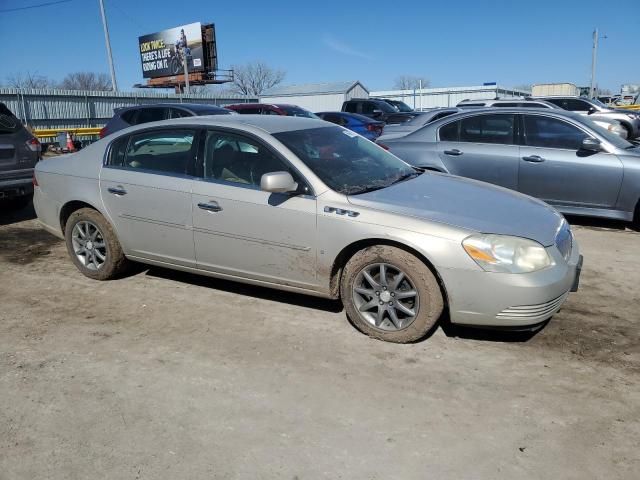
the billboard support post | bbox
[183,46,190,94]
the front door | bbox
[518,114,623,208]
[191,129,318,288]
[100,128,198,267]
[436,113,520,190]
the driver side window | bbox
[202,131,309,193]
[523,115,589,150]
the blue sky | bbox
[1,0,638,92]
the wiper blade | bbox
[389,171,422,186]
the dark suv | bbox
[0,103,41,209]
[341,98,416,124]
[100,103,233,138]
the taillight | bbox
[26,137,41,152]
[32,171,39,187]
[99,126,107,138]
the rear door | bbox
[435,113,520,190]
[100,128,198,266]
[518,114,623,208]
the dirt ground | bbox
[0,204,638,479]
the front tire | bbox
[340,245,444,343]
[64,208,129,280]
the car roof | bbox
[316,111,378,122]
[226,103,301,108]
[117,103,228,112]
[117,114,331,135]
[420,107,586,126]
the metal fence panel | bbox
[0,88,257,129]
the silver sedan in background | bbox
[34,115,581,343]
[380,108,640,224]
[381,107,461,137]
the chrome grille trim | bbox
[497,294,568,318]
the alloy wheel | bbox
[352,263,420,331]
[71,220,107,271]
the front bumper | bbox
[440,239,581,327]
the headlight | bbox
[626,113,639,120]
[462,234,554,273]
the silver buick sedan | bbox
[34,115,582,343]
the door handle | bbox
[444,149,463,156]
[522,155,545,163]
[198,201,222,212]
[107,186,127,196]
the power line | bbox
[0,0,73,13]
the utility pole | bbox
[98,0,118,91]
[589,28,607,99]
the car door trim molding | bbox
[120,213,190,230]
[193,226,311,252]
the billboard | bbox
[138,22,205,79]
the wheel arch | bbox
[59,200,100,232]
[328,238,450,307]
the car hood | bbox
[347,172,564,246]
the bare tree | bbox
[6,71,54,89]
[393,75,430,90]
[59,72,112,91]
[230,61,285,96]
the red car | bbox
[225,103,318,118]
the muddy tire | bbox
[64,208,129,280]
[340,245,444,343]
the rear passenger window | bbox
[459,114,515,144]
[120,110,138,125]
[136,108,167,124]
[108,136,129,166]
[170,108,191,119]
[121,129,196,174]
[439,121,459,141]
[344,102,358,113]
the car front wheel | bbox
[340,245,444,343]
[64,208,129,280]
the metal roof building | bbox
[370,85,532,110]
[260,80,369,112]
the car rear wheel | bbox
[340,245,444,343]
[64,208,129,280]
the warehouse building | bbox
[260,81,369,112]
[369,85,531,109]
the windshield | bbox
[580,116,634,149]
[589,98,607,108]
[280,106,319,119]
[387,100,413,112]
[273,126,418,194]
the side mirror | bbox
[587,106,597,115]
[260,171,298,193]
[372,109,383,117]
[581,137,602,152]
